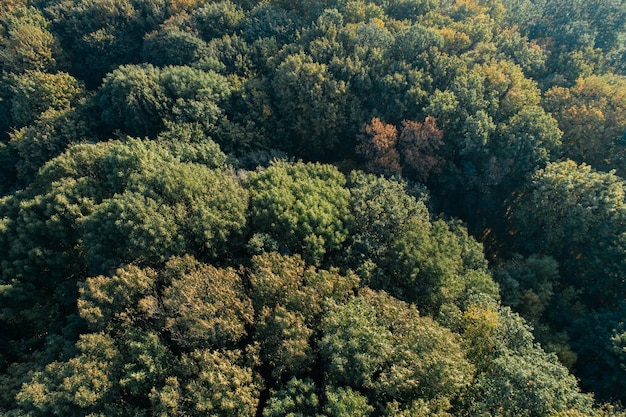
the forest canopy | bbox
[1,0,626,416]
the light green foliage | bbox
[462,304,594,416]
[385,217,496,315]
[78,265,158,333]
[346,171,428,260]
[247,161,353,264]
[158,65,231,126]
[0,138,245,361]
[392,24,444,60]
[17,256,260,416]
[493,29,546,78]
[17,333,121,416]
[468,349,593,417]
[177,349,261,417]
[324,386,373,417]
[82,141,247,274]
[263,377,320,417]
[7,108,90,188]
[320,289,474,409]
[382,398,452,417]
[155,122,227,167]
[82,190,188,272]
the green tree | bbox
[8,70,85,128]
[142,17,207,67]
[246,161,353,265]
[320,288,474,412]
[510,160,626,308]
[47,0,169,87]
[95,64,167,137]
[271,52,349,158]
[0,6,60,73]
[382,217,497,316]
[462,306,594,417]
[191,1,245,41]
[3,107,89,189]
[263,377,320,417]
[568,304,626,402]
[161,256,254,350]
[324,386,373,417]
[95,64,231,138]
[248,252,358,379]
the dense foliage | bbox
[1,0,626,415]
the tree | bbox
[462,306,594,417]
[399,116,445,183]
[47,0,169,87]
[8,70,85,128]
[249,252,358,379]
[0,6,61,73]
[345,171,429,264]
[95,64,232,138]
[320,288,474,413]
[379,216,497,316]
[509,160,626,309]
[161,256,254,350]
[355,117,401,177]
[271,52,349,158]
[246,161,353,265]
[142,18,207,67]
[95,64,167,137]
[262,377,320,417]
[543,75,626,175]
[16,256,261,417]
[191,1,245,41]
[568,303,626,403]
[3,107,89,189]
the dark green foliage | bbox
[46,0,169,87]
[142,22,207,67]
[192,1,245,41]
[95,64,167,137]
[569,304,626,402]
[510,161,626,308]
[271,51,350,158]
[95,64,231,138]
[1,0,625,414]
